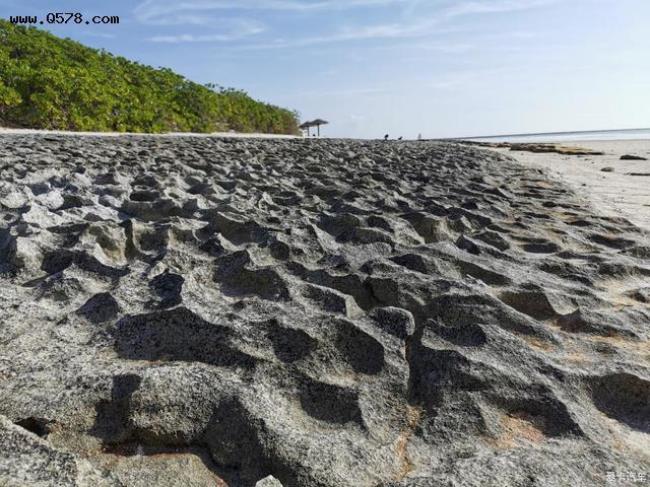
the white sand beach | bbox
[491,140,650,230]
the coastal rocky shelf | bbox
[459,140,606,156]
[0,135,648,486]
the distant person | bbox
[417,133,422,141]
[384,134,389,141]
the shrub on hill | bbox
[0,20,299,134]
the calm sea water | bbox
[466,128,650,143]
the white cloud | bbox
[134,0,556,25]
[134,0,413,25]
[138,0,557,46]
[148,19,265,42]
[244,0,556,48]
[444,0,559,18]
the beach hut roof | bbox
[311,119,329,125]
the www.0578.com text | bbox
[9,13,120,25]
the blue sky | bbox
[2,0,649,138]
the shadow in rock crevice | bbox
[91,373,142,443]
[113,307,257,369]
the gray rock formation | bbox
[0,135,648,486]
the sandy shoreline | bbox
[482,139,650,230]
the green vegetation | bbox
[0,20,299,134]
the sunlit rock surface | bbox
[1,135,648,486]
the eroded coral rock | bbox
[0,135,648,486]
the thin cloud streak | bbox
[134,0,414,25]
[141,0,557,46]
[148,19,265,42]
[444,0,560,18]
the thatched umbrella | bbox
[311,119,329,137]
[299,121,313,137]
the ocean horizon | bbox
[463,127,650,143]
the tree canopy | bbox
[0,20,300,134]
